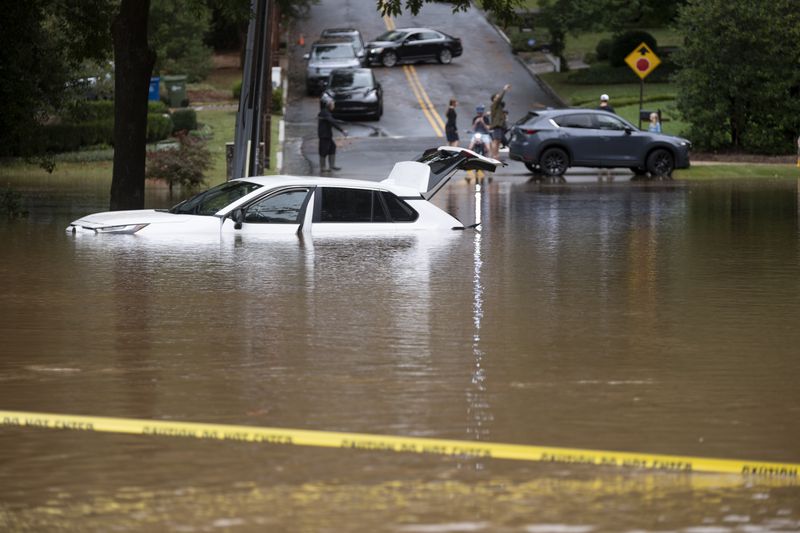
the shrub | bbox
[148,100,169,114]
[508,29,552,54]
[595,38,612,61]
[65,100,115,123]
[566,58,678,85]
[171,108,197,133]
[41,120,114,152]
[609,30,658,68]
[272,87,283,115]
[146,132,211,191]
[147,113,173,142]
[233,80,242,100]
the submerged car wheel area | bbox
[508,108,691,178]
[67,147,503,238]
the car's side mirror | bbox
[624,126,633,135]
[232,208,244,230]
[303,53,310,60]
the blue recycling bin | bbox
[148,77,160,101]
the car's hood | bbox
[67,209,203,233]
[308,58,360,69]
[327,86,376,97]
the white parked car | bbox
[67,147,501,237]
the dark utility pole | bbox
[232,0,272,178]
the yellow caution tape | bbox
[2,410,798,478]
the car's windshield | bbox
[329,70,373,89]
[170,181,262,216]
[312,44,355,60]
[375,30,406,42]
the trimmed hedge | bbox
[171,108,197,133]
[147,113,173,142]
[566,59,679,85]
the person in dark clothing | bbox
[445,99,459,146]
[597,93,615,113]
[318,96,347,172]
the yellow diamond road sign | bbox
[625,42,661,80]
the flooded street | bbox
[1,176,799,531]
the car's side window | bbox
[594,114,626,130]
[555,114,592,129]
[319,187,388,223]
[381,192,418,222]
[406,33,422,42]
[420,32,439,41]
[244,189,309,224]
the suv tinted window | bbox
[554,113,593,129]
[593,113,627,130]
[319,188,387,222]
[381,192,418,222]
[244,189,309,223]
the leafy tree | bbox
[146,132,211,193]
[673,0,800,153]
[150,0,214,82]
[0,0,113,158]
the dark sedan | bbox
[508,108,691,177]
[365,27,462,67]
[323,68,383,120]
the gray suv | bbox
[304,40,361,95]
[508,108,691,177]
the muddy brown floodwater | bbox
[1,175,799,532]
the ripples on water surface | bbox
[0,177,798,531]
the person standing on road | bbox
[489,84,510,159]
[317,96,347,172]
[445,99,459,147]
[597,93,615,113]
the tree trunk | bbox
[110,0,155,211]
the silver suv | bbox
[304,40,361,95]
[320,28,366,66]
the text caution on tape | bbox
[1,410,797,478]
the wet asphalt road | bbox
[282,0,562,178]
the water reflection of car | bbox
[322,68,383,121]
[320,28,367,66]
[304,39,361,95]
[365,27,462,67]
[67,147,502,237]
[507,108,691,177]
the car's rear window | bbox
[515,112,540,126]
[312,44,355,59]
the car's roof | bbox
[531,108,612,116]
[322,28,360,34]
[234,175,421,198]
[312,38,354,46]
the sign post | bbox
[624,42,661,129]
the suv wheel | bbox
[646,149,674,177]
[437,48,452,64]
[540,148,569,176]
[381,51,398,68]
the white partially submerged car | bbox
[67,147,502,237]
